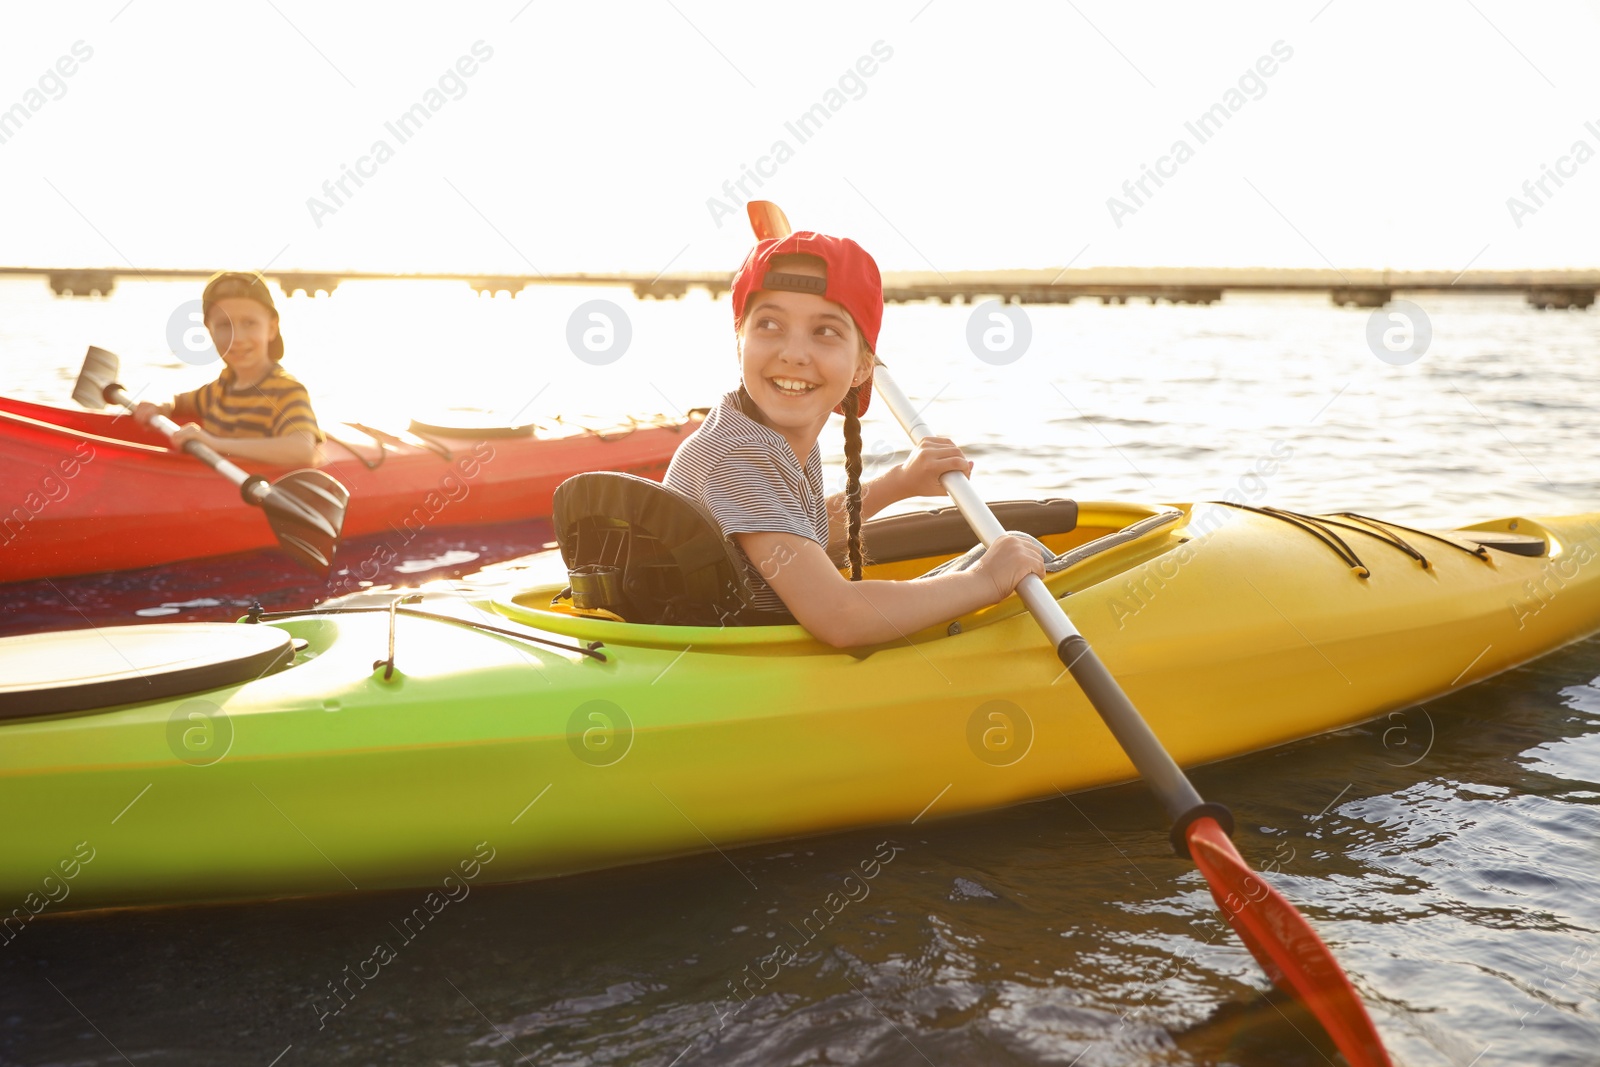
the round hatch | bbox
[0,623,295,718]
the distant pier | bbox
[3,266,1595,311]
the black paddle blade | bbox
[73,346,122,409]
[259,469,350,574]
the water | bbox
[1,279,1598,1065]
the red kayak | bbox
[0,395,703,583]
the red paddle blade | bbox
[1187,817,1392,1067]
[747,201,792,241]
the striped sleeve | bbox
[265,381,325,442]
[696,442,823,544]
[171,387,203,422]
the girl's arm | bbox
[824,436,976,563]
[168,424,323,468]
[736,529,1047,648]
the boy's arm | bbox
[135,388,199,429]
[132,401,174,424]
[168,425,323,467]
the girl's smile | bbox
[768,375,820,397]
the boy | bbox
[134,271,323,467]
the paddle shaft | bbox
[871,367,1206,823]
[105,384,269,504]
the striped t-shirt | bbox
[172,364,324,442]
[664,388,829,615]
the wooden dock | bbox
[3,266,1595,310]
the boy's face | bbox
[206,296,278,377]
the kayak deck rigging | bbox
[1214,501,1545,576]
[247,601,610,668]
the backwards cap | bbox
[731,231,882,416]
[202,271,285,362]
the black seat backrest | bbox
[552,472,776,627]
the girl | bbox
[133,271,324,467]
[664,231,1047,648]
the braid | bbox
[843,385,865,581]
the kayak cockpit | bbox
[492,483,1184,649]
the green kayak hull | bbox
[2,501,1598,916]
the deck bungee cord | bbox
[246,599,609,674]
[1332,510,1499,561]
[1214,501,1514,575]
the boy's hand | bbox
[894,436,974,498]
[132,401,162,426]
[168,423,216,452]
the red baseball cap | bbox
[731,231,882,417]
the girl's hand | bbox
[970,532,1049,602]
[168,423,216,452]
[895,436,974,498]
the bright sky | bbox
[3,1,1598,274]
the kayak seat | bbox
[0,623,296,719]
[552,472,788,627]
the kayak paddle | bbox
[72,345,349,574]
[745,200,1393,1067]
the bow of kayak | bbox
[1,500,1597,913]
